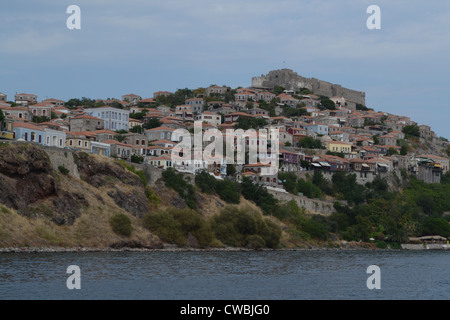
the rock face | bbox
[0,143,57,212]
[0,142,151,226]
[251,69,366,106]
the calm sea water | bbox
[0,249,448,300]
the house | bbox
[145,126,175,142]
[195,112,222,127]
[13,122,45,143]
[153,91,172,99]
[139,98,156,107]
[248,108,270,118]
[279,149,301,172]
[185,98,204,113]
[256,92,276,102]
[419,125,433,139]
[277,94,299,107]
[304,123,329,136]
[0,92,6,102]
[0,115,15,139]
[175,105,194,121]
[378,134,397,146]
[238,162,278,188]
[122,132,148,147]
[91,141,111,157]
[42,98,65,107]
[234,89,256,101]
[326,141,353,154]
[83,106,130,131]
[417,154,449,174]
[148,154,173,169]
[102,140,145,160]
[416,159,443,183]
[65,131,95,151]
[350,158,377,184]
[224,112,254,123]
[0,105,31,120]
[15,93,37,105]
[69,115,104,132]
[122,94,142,104]
[129,118,143,130]
[29,103,52,118]
[43,127,66,148]
[206,85,227,96]
[276,129,293,146]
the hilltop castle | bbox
[251,69,366,106]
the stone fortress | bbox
[251,69,366,106]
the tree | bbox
[129,125,144,133]
[297,136,323,149]
[274,85,285,95]
[402,125,420,138]
[143,118,162,130]
[319,97,336,110]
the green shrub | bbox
[58,165,70,175]
[246,234,266,249]
[210,206,282,248]
[109,213,133,237]
[216,179,241,204]
[142,208,213,247]
[145,187,161,207]
[142,211,185,246]
[162,168,196,209]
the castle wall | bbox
[252,69,366,106]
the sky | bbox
[1,0,450,138]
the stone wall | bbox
[267,188,338,215]
[41,145,80,179]
[251,69,366,106]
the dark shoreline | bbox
[0,244,384,253]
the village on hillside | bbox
[1,71,449,190]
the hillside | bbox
[0,142,301,250]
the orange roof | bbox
[13,121,44,131]
[145,126,175,132]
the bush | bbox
[131,154,144,164]
[142,208,213,247]
[162,168,196,209]
[216,179,241,204]
[58,165,70,175]
[210,206,282,248]
[142,211,185,246]
[110,213,133,237]
[195,170,217,194]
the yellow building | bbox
[0,116,15,139]
[326,141,353,154]
[65,131,95,151]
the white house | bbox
[83,107,130,131]
[13,122,45,143]
[44,128,66,148]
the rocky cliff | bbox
[0,142,164,248]
[0,142,237,249]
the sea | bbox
[0,249,448,301]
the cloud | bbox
[0,31,69,55]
